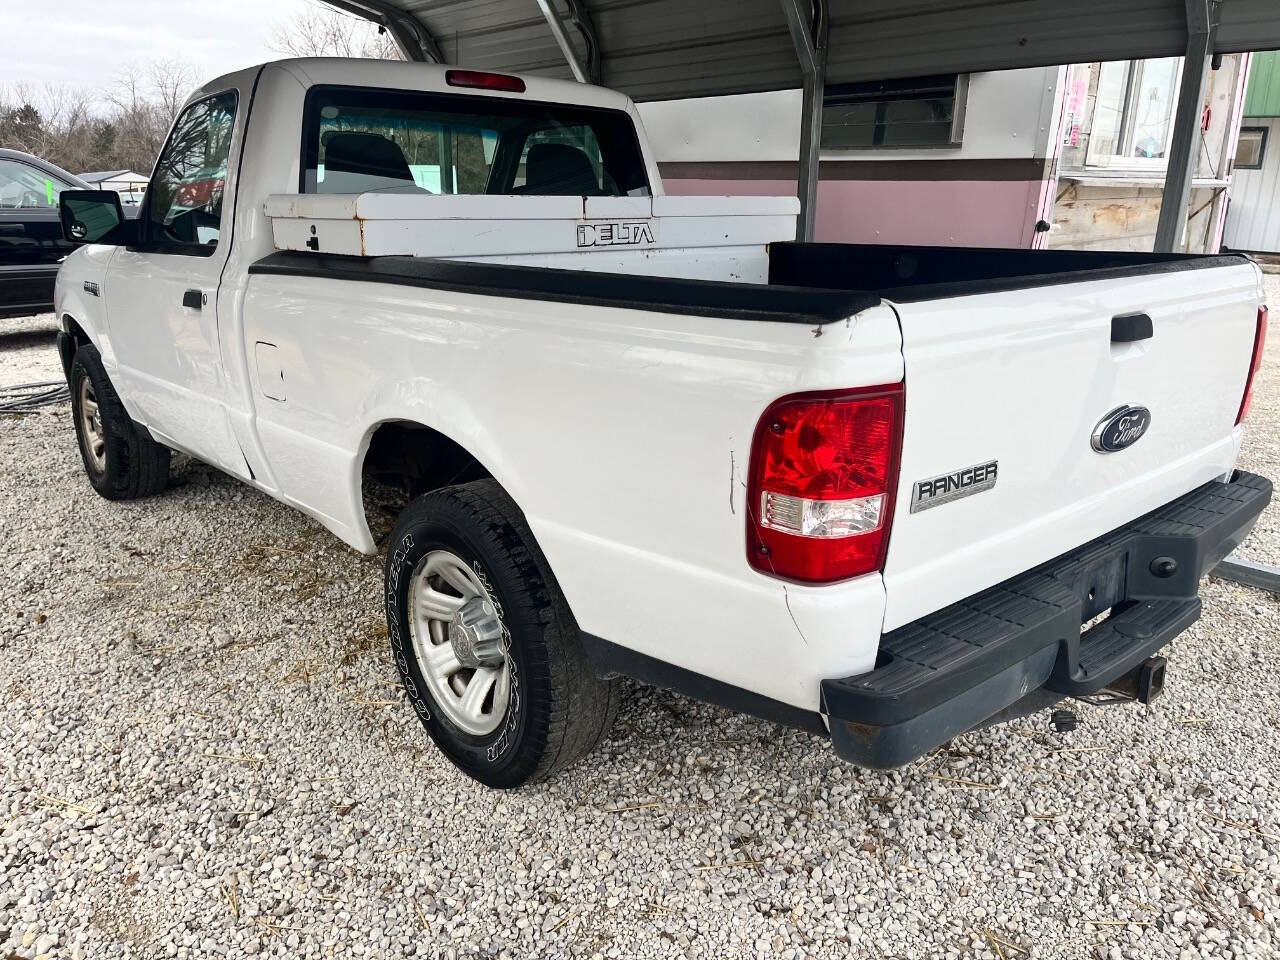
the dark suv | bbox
[0,148,94,319]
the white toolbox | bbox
[264,192,799,261]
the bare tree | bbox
[1,59,198,176]
[269,6,403,60]
[103,60,199,174]
[0,82,97,169]
[0,6,403,178]
[149,59,199,124]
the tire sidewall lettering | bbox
[387,533,430,721]
[387,531,527,762]
[473,559,521,764]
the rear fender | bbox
[346,378,531,552]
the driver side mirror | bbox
[59,190,137,245]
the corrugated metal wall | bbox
[1244,51,1280,117]
[1223,118,1280,252]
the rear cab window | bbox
[300,86,650,198]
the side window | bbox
[822,75,965,148]
[146,91,238,252]
[0,158,72,209]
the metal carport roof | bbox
[326,0,1279,100]
[324,0,1280,249]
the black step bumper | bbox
[823,470,1272,769]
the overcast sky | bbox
[0,0,377,92]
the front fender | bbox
[55,245,115,364]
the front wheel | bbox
[384,479,618,788]
[69,344,170,501]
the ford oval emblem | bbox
[1091,404,1151,453]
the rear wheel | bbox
[70,344,170,500]
[385,479,618,788]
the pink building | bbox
[638,57,1250,253]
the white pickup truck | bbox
[53,58,1271,788]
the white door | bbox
[105,89,248,476]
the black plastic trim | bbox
[249,241,1251,325]
[249,251,883,325]
[877,256,1250,304]
[824,471,1272,769]
[581,633,829,737]
[1111,312,1154,343]
[768,242,1254,304]
[56,331,75,385]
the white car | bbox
[53,58,1271,788]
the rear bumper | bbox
[823,470,1272,769]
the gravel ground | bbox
[1,289,1279,960]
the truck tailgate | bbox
[881,260,1262,631]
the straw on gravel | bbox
[2,290,1279,959]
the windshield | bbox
[301,87,650,198]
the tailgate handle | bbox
[1111,312,1152,343]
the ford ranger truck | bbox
[51,58,1271,788]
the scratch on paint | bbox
[729,448,736,514]
[781,585,809,646]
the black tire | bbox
[70,344,170,501]
[385,479,618,788]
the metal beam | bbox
[1154,0,1219,251]
[535,0,602,84]
[780,0,828,242]
[564,0,603,84]
[323,0,446,63]
[1213,556,1280,595]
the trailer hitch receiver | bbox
[1103,656,1167,705]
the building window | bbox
[821,75,966,149]
[1236,126,1268,169]
[1085,58,1182,168]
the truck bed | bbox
[250,236,1263,654]
[252,241,1252,327]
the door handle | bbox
[182,289,204,310]
[1111,312,1152,343]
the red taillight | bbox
[445,70,527,93]
[1237,305,1268,425]
[746,384,904,584]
